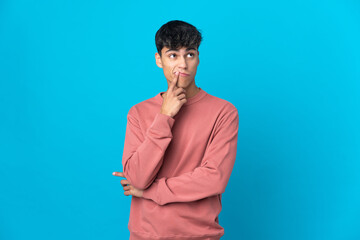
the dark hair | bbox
[155,20,203,56]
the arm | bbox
[122,107,175,190]
[142,108,239,206]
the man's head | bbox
[155,20,202,56]
[155,20,202,90]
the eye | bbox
[187,53,195,57]
[169,53,176,58]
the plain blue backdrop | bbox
[1,0,359,239]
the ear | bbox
[155,52,163,68]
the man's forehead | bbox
[163,46,197,53]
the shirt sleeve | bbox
[122,107,175,190]
[142,108,239,206]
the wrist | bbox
[160,111,172,118]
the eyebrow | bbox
[165,47,196,53]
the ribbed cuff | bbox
[146,113,175,138]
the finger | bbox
[120,179,130,186]
[113,172,125,177]
[123,186,131,191]
[177,93,186,100]
[174,87,186,95]
[124,190,133,196]
[169,71,179,91]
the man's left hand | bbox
[113,172,144,198]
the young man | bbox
[113,20,239,240]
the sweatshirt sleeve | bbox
[122,107,175,190]
[142,108,239,206]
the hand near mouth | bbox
[160,72,187,118]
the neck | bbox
[185,85,200,98]
[162,84,200,99]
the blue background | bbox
[1,0,359,239]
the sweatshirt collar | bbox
[155,87,207,107]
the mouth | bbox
[175,72,190,77]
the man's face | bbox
[155,46,200,89]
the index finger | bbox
[112,172,125,178]
[169,71,179,92]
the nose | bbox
[177,56,187,69]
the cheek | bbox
[191,62,199,71]
[162,67,173,81]
[165,64,177,75]
[162,61,174,69]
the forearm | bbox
[142,161,235,205]
[142,109,239,205]
[123,112,175,190]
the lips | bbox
[177,72,190,76]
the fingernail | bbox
[112,172,115,175]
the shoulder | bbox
[200,92,239,132]
[127,94,160,118]
[204,91,238,115]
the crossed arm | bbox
[114,107,239,205]
[120,107,175,190]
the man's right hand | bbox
[160,72,187,118]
